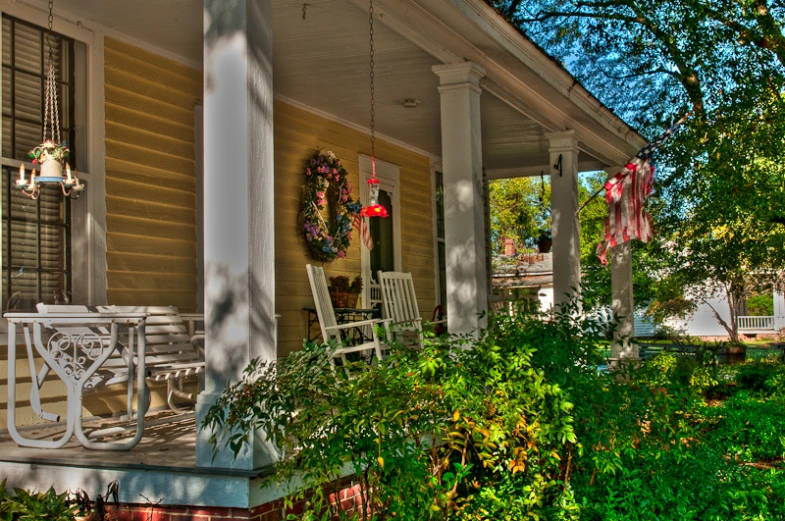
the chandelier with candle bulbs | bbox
[15,0,84,200]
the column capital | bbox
[433,62,485,93]
[545,130,579,151]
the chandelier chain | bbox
[42,0,60,144]
[369,0,375,159]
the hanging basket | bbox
[39,159,64,180]
[330,290,359,309]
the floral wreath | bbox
[301,149,362,262]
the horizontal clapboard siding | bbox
[274,100,435,356]
[104,37,201,311]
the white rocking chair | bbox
[306,264,389,368]
[378,271,426,349]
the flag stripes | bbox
[353,214,374,251]
[596,158,654,264]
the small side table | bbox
[303,307,381,345]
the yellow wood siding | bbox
[104,37,202,312]
[274,101,436,356]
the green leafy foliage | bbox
[202,304,785,520]
[0,480,79,521]
[747,293,774,317]
[489,177,550,253]
[704,393,785,462]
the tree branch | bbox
[601,67,680,80]
[518,9,638,24]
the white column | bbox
[605,166,637,360]
[196,0,278,470]
[433,62,488,335]
[547,131,581,309]
[774,288,785,331]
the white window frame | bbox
[0,0,106,325]
[359,154,401,309]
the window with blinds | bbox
[1,15,74,312]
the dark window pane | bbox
[2,18,10,67]
[3,15,75,161]
[2,167,70,312]
[438,241,446,309]
[370,189,395,275]
[9,183,39,221]
[15,119,40,160]
[8,268,38,311]
[435,171,444,240]
[1,16,75,312]
[13,22,41,75]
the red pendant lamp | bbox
[360,0,388,219]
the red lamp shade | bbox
[361,166,389,218]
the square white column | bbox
[196,0,278,470]
[433,62,488,335]
[774,288,785,330]
[547,131,581,308]
[607,163,638,360]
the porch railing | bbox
[368,282,382,309]
[736,315,775,331]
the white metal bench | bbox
[41,304,206,414]
[5,311,149,450]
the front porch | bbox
[0,416,279,514]
[0,0,644,512]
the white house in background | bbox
[664,288,785,338]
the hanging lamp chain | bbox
[42,0,61,144]
[369,0,375,164]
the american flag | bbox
[353,214,374,251]
[596,118,687,264]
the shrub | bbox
[203,307,593,520]
[735,361,784,395]
[202,301,785,521]
[704,393,785,462]
[0,480,79,521]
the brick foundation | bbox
[100,477,365,521]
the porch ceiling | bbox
[50,0,579,168]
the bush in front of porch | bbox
[202,302,785,521]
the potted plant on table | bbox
[536,229,552,253]
[328,275,363,308]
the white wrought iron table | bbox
[5,312,149,450]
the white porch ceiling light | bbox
[15,0,84,200]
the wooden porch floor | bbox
[0,412,199,471]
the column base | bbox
[196,391,280,470]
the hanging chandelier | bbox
[15,0,84,200]
[360,0,388,219]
